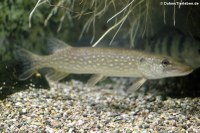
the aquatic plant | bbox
[29,0,200,48]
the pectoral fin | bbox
[87,74,105,87]
[127,78,147,93]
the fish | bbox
[14,38,193,89]
[134,27,200,69]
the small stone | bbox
[113,129,120,133]
[15,102,22,107]
[51,120,61,128]
[142,124,149,129]
[126,129,132,133]
[76,120,85,126]
[20,108,27,115]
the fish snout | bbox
[164,63,193,77]
[183,65,193,74]
[175,64,193,76]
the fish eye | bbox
[162,59,170,66]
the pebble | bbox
[0,80,199,132]
[76,120,85,126]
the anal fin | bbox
[87,74,105,87]
[127,78,147,94]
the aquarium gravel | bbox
[0,80,200,132]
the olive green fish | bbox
[135,27,200,69]
[15,38,193,88]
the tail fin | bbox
[14,47,40,80]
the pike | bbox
[15,38,193,89]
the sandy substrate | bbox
[0,80,200,132]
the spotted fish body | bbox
[135,27,200,69]
[44,48,144,77]
[15,39,192,87]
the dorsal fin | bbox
[46,38,72,54]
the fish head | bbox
[138,55,193,79]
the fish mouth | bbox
[179,67,193,75]
[169,65,193,76]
